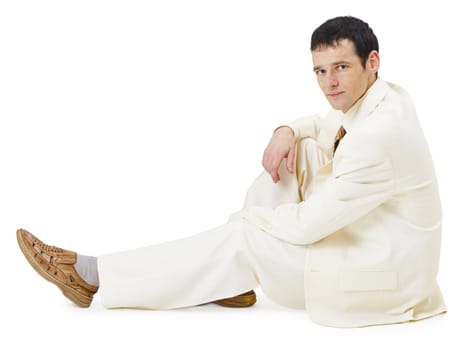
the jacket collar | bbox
[340,78,390,131]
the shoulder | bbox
[355,81,420,144]
[375,81,417,119]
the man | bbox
[17,16,446,327]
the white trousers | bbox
[98,139,330,310]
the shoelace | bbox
[32,238,63,253]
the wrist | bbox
[273,125,295,138]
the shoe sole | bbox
[16,229,92,307]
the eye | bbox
[337,64,348,71]
[315,69,326,76]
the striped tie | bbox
[333,125,347,155]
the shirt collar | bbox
[340,78,390,131]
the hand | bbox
[262,126,296,183]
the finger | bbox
[286,146,295,173]
[262,151,272,171]
[269,163,279,183]
[268,157,282,183]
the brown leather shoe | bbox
[16,228,98,308]
[213,290,257,308]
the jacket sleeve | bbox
[286,114,322,140]
[241,133,395,245]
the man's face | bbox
[312,39,379,113]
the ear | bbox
[366,50,380,74]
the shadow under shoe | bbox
[16,228,98,308]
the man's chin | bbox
[327,102,343,111]
[327,100,352,112]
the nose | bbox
[326,72,338,89]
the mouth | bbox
[327,91,344,98]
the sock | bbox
[74,254,99,287]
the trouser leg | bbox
[98,219,306,309]
[243,137,331,208]
[98,138,329,310]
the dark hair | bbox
[310,16,379,67]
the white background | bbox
[1,0,474,349]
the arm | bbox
[246,135,395,245]
[263,114,322,183]
[286,114,322,140]
[262,126,296,183]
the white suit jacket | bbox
[243,79,446,327]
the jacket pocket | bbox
[339,270,398,292]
